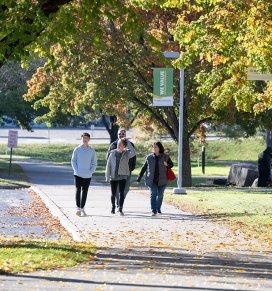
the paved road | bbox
[0,127,136,145]
[1,159,271,290]
[0,127,224,146]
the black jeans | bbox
[110,179,126,209]
[74,175,91,208]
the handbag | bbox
[166,167,176,181]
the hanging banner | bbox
[153,68,173,106]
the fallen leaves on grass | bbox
[0,238,95,273]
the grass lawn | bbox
[0,137,266,178]
[165,188,272,247]
[0,238,95,273]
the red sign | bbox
[8,130,18,148]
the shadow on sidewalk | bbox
[6,246,271,290]
[3,273,226,291]
[88,211,210,222]
[94,246,272,280]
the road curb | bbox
[30,185,84,242]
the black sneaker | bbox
[119,208,124,216]
[111,207,115,214]
[151,211,157,216]
[157,210,162,214]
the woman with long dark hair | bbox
[137,141,173,216]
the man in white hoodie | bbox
[71,132,97,216]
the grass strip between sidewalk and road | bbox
[0,238,95,274]
[0,158,30,188]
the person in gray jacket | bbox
[106,128,137,207]
[136,141,173,216]
[106,138,136,216]
[71,132,97,217]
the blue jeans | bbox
[148,183,166,213]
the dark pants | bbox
[116,174,131,206]
[258,168,271,187]
[74,175,91,208]
[110,179,126,210]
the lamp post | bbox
[163,51,186,194]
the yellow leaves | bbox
[1,260,12,273]
[95,265,105,269]
[246,16,256,28]
[184,30,194,43]
[190,43,197,50]
[239,57,251,67]
[206,52,212,63]
[24,66,49,101]
[214,23,225,33]
[177,13,188,25]
[253,82,272,113]
[212,54,229,66]
[149,28,167,42]
[190,4,203,13]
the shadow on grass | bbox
[187,185,272,194]
[0,240,93,254]
[0,180,30,189]
[195,212,262,220]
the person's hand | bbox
[163,161,168,166]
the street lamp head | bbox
[163,51,180,59]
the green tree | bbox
[0,60,45,129]
[0,0,73,66]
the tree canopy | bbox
[1,0,272,185]
[168,0,272,114]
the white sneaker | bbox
[81,209,87,216]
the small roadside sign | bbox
[8,130,18,148]
[247,67,272,81]
[7,130,18,175]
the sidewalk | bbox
[1,158,271,291]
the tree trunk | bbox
[101,114,119,143]
[182,88,192,187]
[182,133,192,187]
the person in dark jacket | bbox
[136,141,173,216]
[106,128,136,205]
[257,146,272,187]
